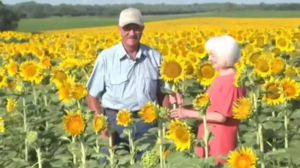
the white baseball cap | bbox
[119,8,144,27]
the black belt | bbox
[104,108,140,117]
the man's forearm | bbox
[86,94,102,115]
[157,91,170,108]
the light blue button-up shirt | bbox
[86,42,169,111]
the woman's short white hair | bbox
[204,35,241,67]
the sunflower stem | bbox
[202,115,208,159]
[128,129,135,165]
[35,148,43,168]
[284,101,289,148]
[158,122,165,168]
[43,94,49,130]
[23,97,28,162]
[32,86,37,105]
[253,93,265,168]
[80,141,86,168]
[108,131,115,168]
[72,136,77,165]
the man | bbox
[86,7,169,164]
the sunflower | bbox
[93,114,107,133]
[227,146,258,168]
[184,59,197,79]
[165,119,192,151]
[195,61,218,86]
[193,92,210,110]
[0,117,5,133]
[59,58,78,69]
[19,60,42,83]
[262,77,284,105]
[116,109,132,127]
[72,83,87,100]
[51,67,69,87]
[138,102,157,123]
[6,98,16,113]
[270,57,285,75]
[57,81,73,103]
[246,50,261,65]
[285,65,299,78]
[160,55,187,83]
[280,77,300,100]
[232,97,252,120]
[40,57,51,69]
[275,36,290,52]
[253,56,272,78]
[0,70,7,88]
[63,109,86,136]
[5,59,18,77]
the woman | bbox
[169,35,246,166]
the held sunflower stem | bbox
[171,84,178,109]
[72,136,77,165]
[22,97,28,162]
[202,115,208,159]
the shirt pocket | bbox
[110,75,128,99]
[144,70,159,100]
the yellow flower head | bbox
[93,114,107,133]
[193,92,210,109]
[228,146,258,168]
[6,98,17,113]
[138,102,157,123]
[253,56,272,78]
[165,119,192,151]
[5,59,18,77]
[262,77,284,105]
[19,60,43,84]
[270,57,285,75]
[72,82,87,100]
[195,61,218,86]
[160,55,187,83]
[63,109,86,136]
[116,109,132,127]
[280,77,300,100]
[285,65,299,78]
[0,69,7,88]
[0,117,5,133]
[232,97,252,120]
[51,67,69,88]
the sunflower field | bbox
[1,17,300,168]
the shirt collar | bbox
[118,42,143,60]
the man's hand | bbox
[101,129,109,139]
[169,92,183,105]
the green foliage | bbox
[4,1,300,19]
[0,0,20,31]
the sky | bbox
[2,0,300,5]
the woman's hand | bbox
[169,108,191,119]
[169,92,183,105]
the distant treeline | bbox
[4,1,300,19]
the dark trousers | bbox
[100,108,157,164]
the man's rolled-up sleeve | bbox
[86,53,106,98]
